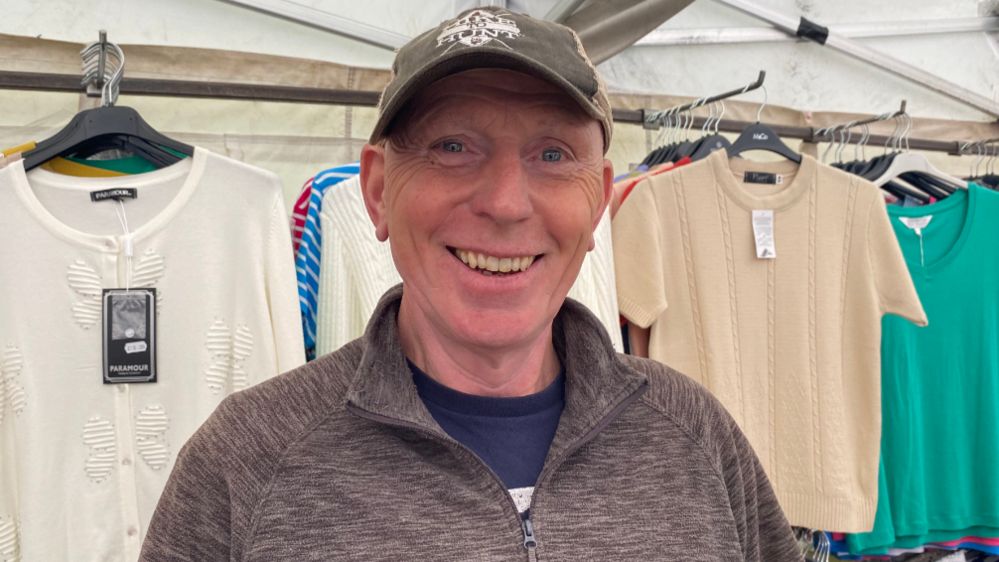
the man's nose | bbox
[468,148,534,224]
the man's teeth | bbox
[455,249,536,273]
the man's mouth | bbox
[448,247,540,276]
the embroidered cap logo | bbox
[436,10,521,52]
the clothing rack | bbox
[641,70,766,127]
[815,100,908,140]
[0,68,981,155]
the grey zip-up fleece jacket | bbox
[141,286,803,561]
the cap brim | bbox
[369,48,605,145]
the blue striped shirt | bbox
[295,163,360,359]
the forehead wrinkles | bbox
[403,89,592,138]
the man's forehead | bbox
[401,69,595,128]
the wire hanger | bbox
[871,112,967,190]
[726,74,803,164]
[23,30,194,172]
[642,72,764,164]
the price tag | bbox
[102,289,157,384]
[752,210,776,259]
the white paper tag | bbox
[898,216,932,235]
[752,210,776,259]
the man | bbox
[141,7,802,561]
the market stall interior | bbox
[1,2,998,561]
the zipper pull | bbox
[522,515,537,548]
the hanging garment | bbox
[294,164,361,360]
[613,149,926,532]
[848,185,999,554]
[0,147,305,561]
[314,176,625,356]
[291,177,312,253]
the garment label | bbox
[102,289,157,383]
[91,188,137,202]
[752,210,776,259]
[743,171,783,185]
[898,215,932,235]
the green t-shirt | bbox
[849,184,999,553]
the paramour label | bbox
[91,188,137,202]
[752,210,776,259]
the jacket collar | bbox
[345,285,649,455]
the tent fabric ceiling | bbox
[0,0,996,121]
[1,1,997,206]
[563,0,698,63]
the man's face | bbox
[361,69,612,351]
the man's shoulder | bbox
[190,340,365,464]
[619,354,746,468]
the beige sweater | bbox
[613,150,926,533]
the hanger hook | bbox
[906,114,913,152]
[860,123,870,161]
[755,84,768,123]
[975,140,986,178]
[715,101,725,135]
[821,125,839,163]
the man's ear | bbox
[360,143,390,242]
[588,158,614,251]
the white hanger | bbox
[872,115,967,189]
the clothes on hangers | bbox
[312,174,625,357]
[612,149,926,532]
[291,177,312,253]
[847,185,999,555]
[611,156,692,217]
[4,141,167,177]
[294,163,361,360]
[0,147,305,561]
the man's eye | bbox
[440,141,464,153]
[541,148,563,162]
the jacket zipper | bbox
[346,405,532,555]
[348,379,647,561]
[521,512,538,562]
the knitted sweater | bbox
[141,285,802,562]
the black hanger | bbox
[727,122,802,164]
[690,134,732,161]
[882,180,930,204]
[899,172,954,198]
[861,151,897,183]
[23,106,193,171]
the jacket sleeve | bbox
[720,413,804,562]
[140,417,234,560]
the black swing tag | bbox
[102,288,157,384]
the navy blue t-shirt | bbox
[409,361,564,512]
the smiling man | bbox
[141,7,802,562]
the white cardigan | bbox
[0,148,305,561]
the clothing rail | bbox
[614,109,964,154]
[815,100,907,139]
[0,69,979,155]
[643,70,766,127]
[0,70,382,106]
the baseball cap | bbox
[369,6,613,152]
